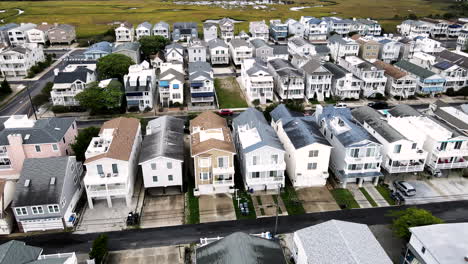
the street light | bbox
[274,183,282,236]
[25,83,37,120]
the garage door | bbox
[21,218,64,233]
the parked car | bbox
[393,181,416,196]
[367,101,389,109]
[335,103,348,108]
[426,166,443,177]
[390,190,406,204]
[219,109,234,116]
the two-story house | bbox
[338,56,386,98]
[271,104,332,187]
[314,105,384,187]
[269,20,288,42]
[430,100,468,136]
[233,108,286,191]
[286,18,305,37]
[268,58,305,100]
[0,43,45,77]
[153,21,170,39]
[327,35,359,61]
[187,38,207,63]
[398,20,430,38]
[373,60,417,98]
[124,62,156,111]
[190,111,236,196]
[300,16,328,42]
[352,106,427,174]
[172,22,198,41]
[83,41,112,60]
[115,22,134,42]
[356,39,380,61]
[165,43,184,63]
[208,38,229,65]
[203,22,218,42]
[83,117,142,208]
[229,39,253,66]
[287,36,316,58]
[0,115,78,180]
[7,23,36,45]
[295,58,333,101]
[241,58,274,104]
[323,62,362,100]
[250,39,274,62]
[159,62,184,106]
[12,156,83,232]
[136,22,152,40]
[51,63,97,106]
[351,18,382,36]
[0,23,18,46]
[431,60,467,92]
[139,116,184,191]
[26,23,53,44]
[394,59,445,95]
[48,23,76,45]
[112,42,141,64]
[189,61,215,106]
[218,18,235,41]
[378,39,401,63]
[249,21,269,41]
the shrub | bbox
[143,106,152,112]
[32,94,50,107]
[374,93,385,100]
[446,88,455,96]
[52,105,87,113]
[127,106,140,112]
[252,99,260,106]
[390,207,443,241]
[89,234,108,264]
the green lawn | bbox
[330,188,360,209]
[233,191,257,220]
[186,187,199,224]
[359,187,378,207]
[280,186,306,215]
[214,78,248,109]
[376,185,396,206]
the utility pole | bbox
[274,183,281,236]
[26,83,37,120]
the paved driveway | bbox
[296,187,340,213]
[199,194,236,223]
[140,194,185,228]
[107,245,186,264]
[251,195,288,217]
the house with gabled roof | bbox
[84,41,112,60]
[0,23,18,46]
[0,43,44,77]
[378,38,401,63]
[203,22,218,42]
[136,22,152,40]
[294,57,332,101]
[323,62,361,100]
[250,38,273,62]
[153,21,170,39]
[48,23,76,45]
[241,58,274,104]
[0,240,78,263]
[249,21,269,41]
[286,18,305,37]
[51,63,97,106]
[172,22,198,41]
[112,42,141,64]
[26,23,53,44]
[288,36,316,58]
[115,21,134,42]
[431,60,467,92]
[189,61,215,106]
[165,42,184,63]
[124,61,156,111]
[268,58,304,100]
[229,38,253,66]
[327,35,359,61]
[187,38,207,62]
[7,23,36,45]
[208,38,229,65]
[338,56,386,98]
[373,60,416,98]
[394,59,445,95]
[218,18,235,42]
[159,62,184,106]
[299,16,328,42]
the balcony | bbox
[433,147,468,157]
[52,90,79,96]
[247,176,284,184]
[434,160,468,169]
[86,184,127,197]
[213,179,234,185]
[38,253,76,263]
[345,155,383,163]
[386,164,425,173]
[212,166,235,175]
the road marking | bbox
[12,100,30,115]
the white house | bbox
[351,18,382,36]
[338,56,386,98]
[414,37,443,55]
[136,22,152,40]
[268,58,304,100]
[457,29,468,50]
[7,23,36,45]
[373,60,417,98]
[323,62,361,100]
[189,61,215,106]
[208,38,230,65]
[241,58,274,104]
[300,16,328,42]
[409,52,436,69]
[115,22,134,42]
[294,57,332,101]
[286,19,305,37]
[271,104,332,187]
[218,18,235,42]
[51,63,97,106]
[327,35,359,61]
[352,106,427,174]
[249,21,269,41]
[83,117,142,209]
[187,38,207,63]
[229,39,253,66]
[165,43,184,63]
[203,22,218,42]
[0,43,45,78]
[233,108,286,191]
[431,60,467,92]
[139,116,184,190]
[314,105,384,187]
[430,100,468,135]
[159,62,184,106]
[287,36,316,58]
[25,23,53,44]
[124,61,156,111]
[378,39,401,63]
[398,20,430,38]
[153,21,170,39]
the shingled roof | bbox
[190,112,235,156]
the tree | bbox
[0,78,12,95]
[75,80,123,114]
[89,234,108,264]
[457,86,468,99]
[138,35,170,59]
[390,207,443,240]
[96,54,134,81]
[71,126,100,162]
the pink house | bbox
[0,115,78,180]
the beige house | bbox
[356,39,380,61]
[48,24,76,45]
[190,112,236,196]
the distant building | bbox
[218,18,235,42]
[112,42,141,64]
[187,38,207,63]
[48,23,76,45]
[153,21,170,39]
[269,19,288,42]
[172,22,198,41]
[7,23,36,45]
[83,41,112,60]
[249,21,269,41]
[136,22,152,40]
[115,22,134,42]
[0,43,45,77]
[203,22,218,42]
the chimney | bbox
[53,68,59,76]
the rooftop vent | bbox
[24,179,30,187]
[50,177,56,185]
[24,134,30,140]
[54,127,61,131]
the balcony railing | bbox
[212,166,235,174]
[434,161,468,169]
[387,164,425,173]
[213,179,234,185]
[247,176,284,183]
[433,148,468,157]
[86,185,127,197]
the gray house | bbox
[172,22,198,41]
[12,156,83,233]
[48,24,76,45]
[112,42,141,64]
[0,240,78,263]
[250,38,273,62]
[83,41,112,60]
[153,21,170,39]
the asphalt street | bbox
[4,200,468,254]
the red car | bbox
[218,109,234,116]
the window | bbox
[440,142,448,150]
[366,148,375,157]
[251,171,260,178]
[151,163,157,170]
[168,175,173,181]
[112,164,118,174]
[454,141,463,150]
[48,205,60,213]
[218,157,228,168]
[269,171,278,177]
[307,163,317,170]
[271,154,278,164]
[252,156,258,165]
[309,150,319,157]
[167,162,172,169]
[199,158,211,168]
[393,145,402,154]
[412,143,417,149]
[62,138,66,143]
[52,144,58,151]
[153,176,158,182]
[200,172,210,180]
[15,207,27,216]
[32,206,44,215]
[35,145,41,152]
[350,148,359,157]
[97,165,104,175]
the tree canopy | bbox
[75,80,123,114]
[390,207,443,241]
[138,35,170,59]
[71,126,100,162]
[0,78,12,96]
[96,54,134,81]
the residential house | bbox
[83,117,142,208]
[403,223,468,264]
[0,179,16,234]
[448,23,462,38]
[249,21,269,41]
[203,22,218,42]
[373,60,417,98]
[271,45,289,60]
[398,37,417,60]
[233,108,286,191]
[153,21,170,39]
[139,116,184,191]
[0,115,77,180]
[352,106,427,174]
[394,60,445,95]
[430,100,468,135]
[12,156,83,232]
[0,23,18,46]
[322,17,353,36]
[190,111,236,196]
[292,220,392,264]
[327,35,359,61]
[136,22,152,40]
[241,58,274,103]
[51,63,97,106]
[378,39,401,63]
[431,60,467,92]
[159,62,184,106]
[351,18,382,36]
[268,58,304,100]
[229,38,253,66]
[189,61,215,106]
[338,56,386,98]
[218,18,235,41]
[124,62,156,111]
[286,18,305,37]
[356,39,380,61]
[0,43,45,77]
[237,30,250,41]
[420,18,451,37]
[172,22,198,41]
[149,51,165,70]
[288,36,316,58]
[83,41,112,60]
[398,20,430,38]
[0,240,78,264]
[165,42,184,63]
[323,62,362,100]
[295,58,333,101]
[26,23,53,44]
[269,19,288,42]
[112,42,141,64]
[48,23,76,45]
[436,49,468,71]
[300,16,328,42]
[410,51,436,69]
[314,105,384,187]
[270,104,332,187]
[387,105,468,171]
[208,38,229,65]
[7,23,36,45]
[414,37,443,55]
[187,38,207,63]
[115,22,134,42]
[250,38,273,62]
[457,29,468,50]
